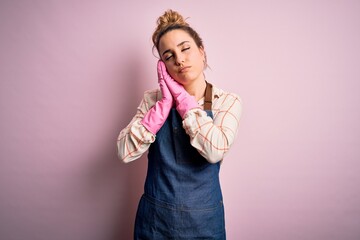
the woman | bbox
[117,9,242,239]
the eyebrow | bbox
[161,41,190,56]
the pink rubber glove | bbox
[158,61,199,119]
[140,63,174,135]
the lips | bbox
[179,66,191,73]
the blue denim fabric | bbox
[134,109,226,240]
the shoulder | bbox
[212,84,242,105]
[139,88,161,110]
[210,84,243,119]
[143,88,161,102]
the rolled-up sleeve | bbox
[182,90,242,163]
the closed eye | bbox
[164,47,190,61]
[165,55,173,61]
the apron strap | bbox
[204,81,213,111]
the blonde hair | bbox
[152,9,207,66]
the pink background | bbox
[1,1,359,239]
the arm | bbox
[117,90,159,163]
[117,62,174,163]
[182,90,242,163]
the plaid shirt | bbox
[117,84,242,163]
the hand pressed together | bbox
[141,61,200,134]
[140,62,174,134]
[157,61,199,118]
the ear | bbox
[199,46,206,61]
[198,46,208,69]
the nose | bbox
[174,54,184,66]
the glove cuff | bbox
[176,99,199,119]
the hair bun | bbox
[152,10,190,48]
[157,9,189,28]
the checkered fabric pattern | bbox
[117,84,242,163]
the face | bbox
[158,29,205,85]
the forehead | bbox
[158,29,194,51]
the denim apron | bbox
[134,83,226,240]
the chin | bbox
[177,74,195,83]
[177,78,191,85]
[172,75,186,84]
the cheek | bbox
[164,64,178,78]
[189,51,203,64]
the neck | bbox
[183,79,207,101]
